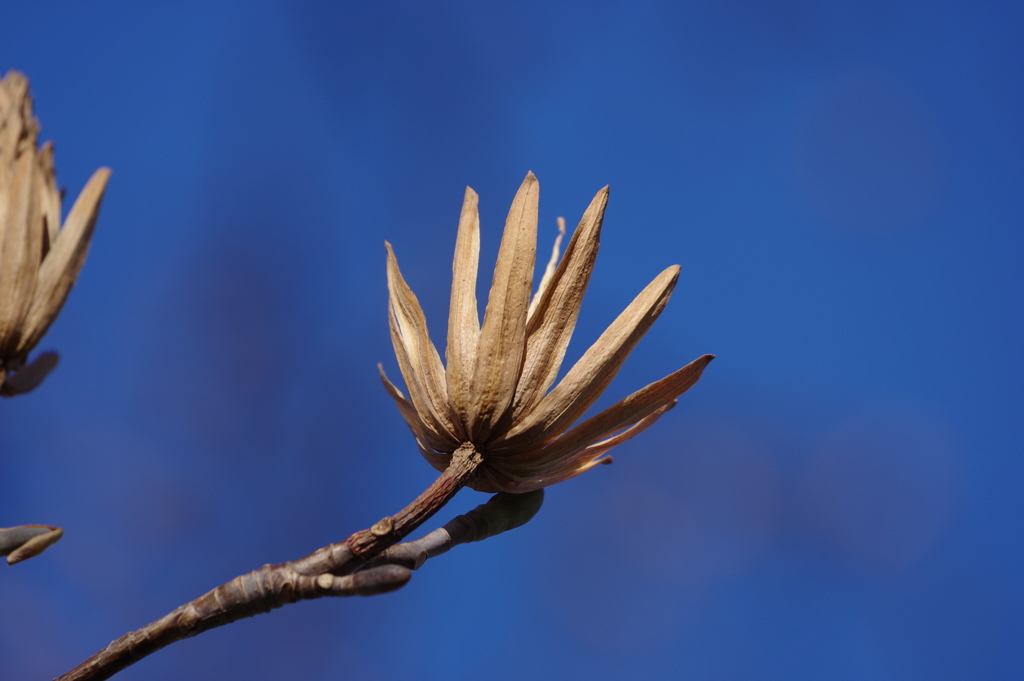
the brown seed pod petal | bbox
[501,402,677,479]
[17,167,110,356]
[511,186,607,425]
[385,241,460,443]
[378,363,456,467]
[494,265,681,452]
[527,216,567,321]
[513,354,714,468]
[445,187,481,430]
[0,150,42,355]
[35,141,61,256]
[467,171,538,441]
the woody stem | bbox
[292,443,483,574]
[56,445,483,681]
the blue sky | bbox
[1,2,1022,679]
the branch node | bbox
[370,516,394,536]
[176,609,200,632]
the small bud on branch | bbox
[362,489,545,571]
[0,524,63,565]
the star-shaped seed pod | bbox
[0,70,110,396]
[381,172,712,493]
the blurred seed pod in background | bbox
[0,69,110,397]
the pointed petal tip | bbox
[677,354,715,388]
[519,171,539,190]
[384,242,399,280]
[661,264,682,291]
[685,354,715,378]
[692,354,715,371]
[645,265,680,297]
[79,167,112,203]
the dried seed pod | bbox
[0,70,110,397]
[381,172,713,492]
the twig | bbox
[57,444,484,681]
